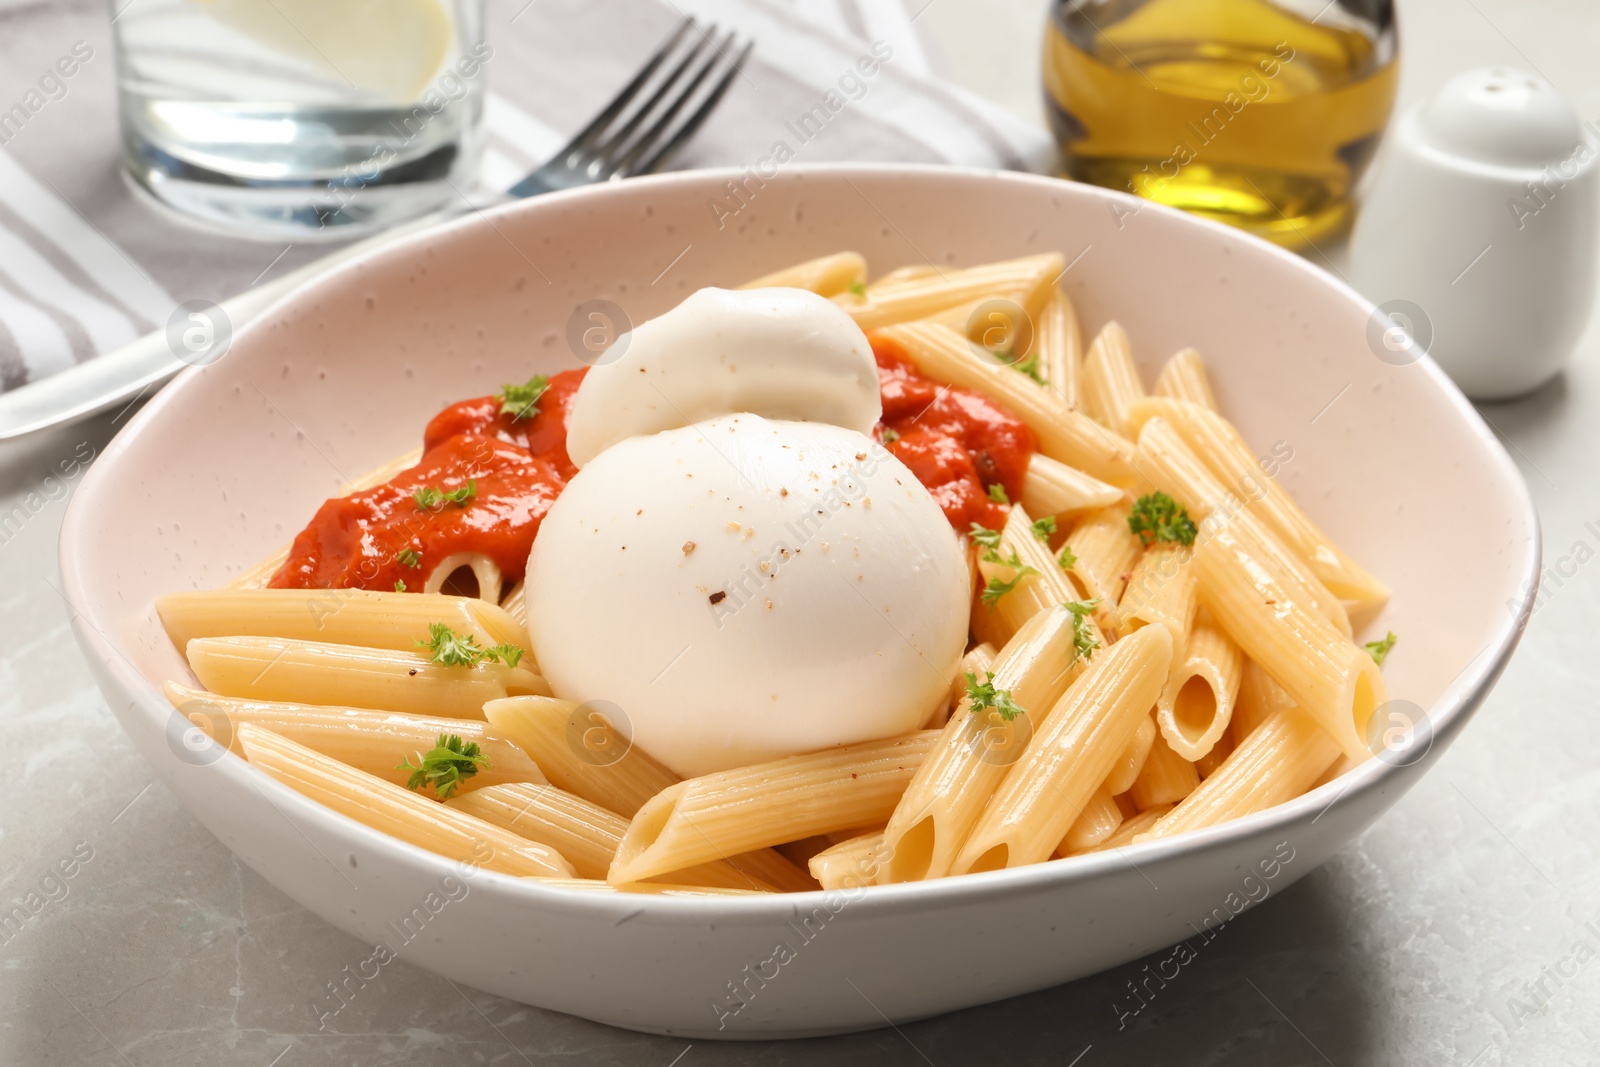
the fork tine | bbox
[547,16,695,166]
[628,37,754,178]
[580,26,720,176]
[606,29,739,178]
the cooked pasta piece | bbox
[1127,397,1389,609]
[1312,751,1368,787]
[1080,322,1144,436]
[422,551,504,604]
[1192,521,1385,759]
[1067,804,1172,854]
[185,636,548,716]
[1038,290,1083,408]
[847,254,1063,331]
[1153,348,1218,410]
[808,831,889,890]
[1145,708,1342,839]
[1103,712,1158,796]
[972,502,1086,646]
[1054,787,1123,855]
[236,724,573,877]
[480,696,677,817]
[1062,502,1141,632]
[499,581,527,626]
[481,696,816,890]
[872,264,940,286]
[1195,731,1235,778]
[1128,731,1201,810]
[157,588,529,658]
[949,624,1173,874]
[1020,454,1123,518]
[1155,609,1244,760]
[163,682,545,793]
[939,643,998,728]
[741,251,866,296]
[1133,416,1351,636]
[1118,542,1197,661]
[880,605,1092,883]
[878,321,1137,485]
[447,782,786,891]
[609,732,938,884]
[1233,659,1294,742]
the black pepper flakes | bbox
[709,591,727,604]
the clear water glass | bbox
[110,0,489,239]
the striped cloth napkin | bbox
[0,0,1053,392]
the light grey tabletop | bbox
[6,2,1599,1065]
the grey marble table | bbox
[6,1,1600,1064]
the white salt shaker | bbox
[1350,67,1599,400]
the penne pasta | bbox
[940,643,998,728]
[1054,787,1123,855]
[847,254,1063,331]
[1080,322,1145,437]
[499,581,526,626]
[1038,290,1083,408]
[880,604,1092,883]
[1145,708,1342,839]
[185,636,548,717]
[447,782,787,891]
[1233,658,1294,743]
[1195,731,1235,778]
[1103,712,1157,796]
[1192,521,1385,760]
[950,624,1173,874]
[236,724,573,878]
[481,696,677,817]
[1063,502,1141,633]
[1312,751,1368,788]
[609,732,938,884]
[1127,397,1389,609]
[422,551,504,604]
[808,832,889,890]
[1118,543,1197,661]
[872,264,941,287]
[1068,804,1172,854]
[156,588,530,658]
[1128,731,1201,810]
[973,502,1084,645]
[877,321,1137,485]
[1134,416,1351,637]
[163,682,546,793]
[1021,454,1124,519]
[1155,609,1244,760]
[481,696,816,890]
[740,251,866,296]
[1153,347,1218,410]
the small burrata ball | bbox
[524,413,968,778]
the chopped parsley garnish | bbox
[964,670,1026,721]
[394,579,407,592]
[396,548,422,569]
[1062,598,1101,661]
[1057,545,1078,570]
[1128,492,1197,547]
[980,550,1039,607]
[1030,515,1057,542]
[987,483,1010,505]
[1012,349,1045,384]
[397,733,488,799]
[848,280,867,297]
[1364,631,1397,666]
[968,523,1003,551]
[416,622,525,669]
[497,374,551,421]
[414,479,477,512]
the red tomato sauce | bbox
[271,345,1038,592]
[268,369,586,591]
[869,333,1037,531]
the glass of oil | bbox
[1043,0,1398,249]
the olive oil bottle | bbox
[1043,0,1398,248]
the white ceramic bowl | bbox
[59,165,1539,1039]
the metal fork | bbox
[0,17,754,440]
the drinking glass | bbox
[110,0,489,238]
[1042,0,1399,249]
